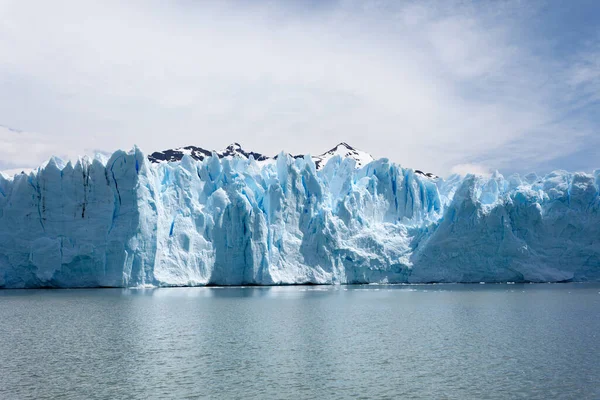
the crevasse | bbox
[0,148,598,287]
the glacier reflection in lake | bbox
[1,284,599,399]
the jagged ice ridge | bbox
[0,146,599,288]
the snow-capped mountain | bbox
[148,142,374,171]
[148,143,269,163]
[310,142,373,170]
[414,170,439,179]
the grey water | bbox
[1,284,599,399]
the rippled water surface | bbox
[1,284,599,399]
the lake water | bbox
[1,284,599,399]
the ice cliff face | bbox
[0,148,598,287]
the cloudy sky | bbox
[0,0,598,176]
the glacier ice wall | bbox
[0,149,598,287]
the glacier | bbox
[0,147,599,288]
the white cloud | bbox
[0,125,75,169]
[0,0,597,176]
[0,168,34,178]
[567,40,600,108]
[450,163,492,177]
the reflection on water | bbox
[1,284,599,399]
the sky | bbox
[0,0,599,177]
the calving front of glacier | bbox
[0,148,599,288]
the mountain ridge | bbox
[148,142,377,172]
